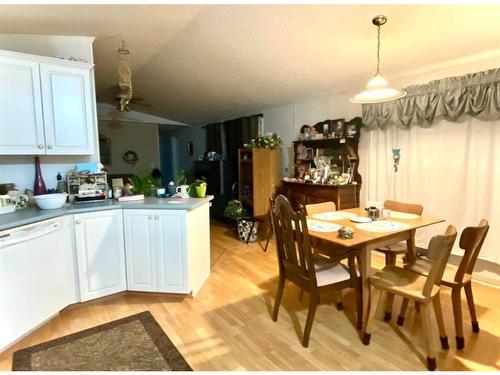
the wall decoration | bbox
[392,147,401,172]
[187,141,193,156]
[122,150,139,165]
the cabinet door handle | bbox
[75,219,81,224]
[154,215,159,220]
[148,215,153,220]
[38,144,44,149]
[47,145,53,149]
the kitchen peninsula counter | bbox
[0,196,213,351]
[0,196,213,231]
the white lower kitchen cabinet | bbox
[0,216,78,351]
[74,210,127,302]
[123,210,158,292]
[123,206,210,295]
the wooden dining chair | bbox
[363,225,457,370]
[374,200,424,322]
[398,219,489,350]
[375,200,424,267]
[270,195,362,347]
[305,201,336,216]
[304,201,345,310]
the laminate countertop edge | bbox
[0,196,214,232]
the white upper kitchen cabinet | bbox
[40,63,94,155]
[0,54,45,154]
[0,49,96,155]
[74,210,126,302]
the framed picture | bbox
[345,117,362,138]
[187,141,193,156]
[296,143,307,160]
[330,118,345,139]
[305,148,314,160]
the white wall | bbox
[98,121,160,175]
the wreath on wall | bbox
[122,150,139,165]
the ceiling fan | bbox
[115,38,152,112]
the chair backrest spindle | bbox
[271,195,316,284]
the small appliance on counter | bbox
[67,170,108,204]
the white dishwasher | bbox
[0,216,78,352]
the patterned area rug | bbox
[12,311,192,371]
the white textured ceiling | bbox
[1,4,500,124]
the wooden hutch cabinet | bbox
[279,117,362,211]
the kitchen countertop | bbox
[0,196,214,231]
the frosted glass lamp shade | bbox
[350,74,407,104]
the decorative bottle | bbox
[33,157,48,196]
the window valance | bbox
[362,68,500,130]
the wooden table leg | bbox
[359,245,371,330]
[406,229,417,264]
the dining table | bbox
[305,207,445,330]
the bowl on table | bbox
[34,193,68,210]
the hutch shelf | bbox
[280,117,363,211]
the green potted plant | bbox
[223,200,258,242]
[187,177,207,198]
[129,172,157,197]
[248,132,282,149]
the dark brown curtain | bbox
[205,122,223,154]
[223,114,260,162]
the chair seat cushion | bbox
[375,241,407,254]
[368,265,439,301]
[314,260,355,287]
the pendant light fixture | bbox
[350,15,406,104]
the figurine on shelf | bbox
[299,125,310,140]
[294,162,309,180]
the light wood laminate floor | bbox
[1,222,499,370]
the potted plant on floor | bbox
[223,200,258,242]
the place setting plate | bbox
[306,219,342,233]
[312,211,357,221]
[355,220,411,233]
[349,216,372,223]
[388,211,420,219]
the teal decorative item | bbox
[392,147,401,172]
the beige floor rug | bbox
[12,311,192,371]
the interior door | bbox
[123,210,158,292]
[40,63,94,155]
[156,211,189,293]
[74,210,126,302]
[0,55,45,154]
